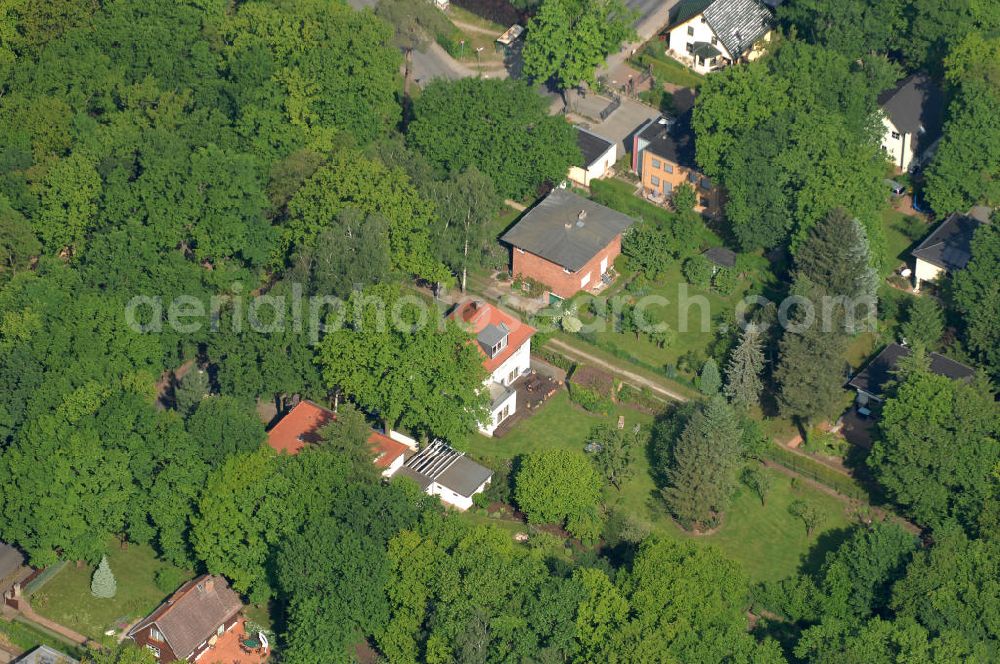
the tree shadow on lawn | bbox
[795,525,853,577]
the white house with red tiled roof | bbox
[450,300,535,436]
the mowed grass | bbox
[574,262,751,369]
[31,541,192,639]
[630,46,704,89]
[880,208,927,276]
[463,391,853,582]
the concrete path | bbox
[545,337,690,402]
[18,602,89,647]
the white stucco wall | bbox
[481,388,517,437]
[881,115,913,171]
[488,340,532,386]
[380,454,405,478]
[913,258,944,292]
[667,15,733,74]
[567,143,617,187]
[427,478,491,511]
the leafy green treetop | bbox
[522,0,636,94]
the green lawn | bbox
[0,617,85,659]
[462,391,853,583]
[572,261,752,372]
[30,541,192,639]
[630,45,704,89]
[880,208,927,277]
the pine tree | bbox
[774,287,849,426]
[724,325,765,409]
[794,208,879,302]
[174,368,209,415]
[91,555,117,599]
[662,397,743,530]
[698,358,721,395]
[900,295,944,349]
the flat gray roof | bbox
[501,189,637,272]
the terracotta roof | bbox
[128,575,242,662]
[266,400,334,454]
[369,431,409,469]
[266,401,408,469]
[449,300,535,373]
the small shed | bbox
[495,24,524,55]
[702,247,737,273]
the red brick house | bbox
[127,575,242,662]
[501,189,636,300]
[266,400,410,476]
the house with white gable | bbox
[665,0,774,74]
[878,73,945,172]
[450,300,535,436]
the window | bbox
[711,36,718,45]
[490,336,507,357]
[663,163,674,173]
[651,158,661,169]
[663,181,673,193]
[580,272,591,288]
[686,42,694,54]
[217,624,225,636]
[146,645,161,659]
[700,197,709,207]
[687,26,694,36]
[508,369,517,384]
[709,57,717,67]
[650,175,660,186]
[149,628,164,642]
[700,177,711,189]
[687,172,698,183]
[891,131,900,140]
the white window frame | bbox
[146,645,161,658]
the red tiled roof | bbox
[449,301,535,373]
[368,431,409,469]
[265,401,408,469]
[266,400,334,454]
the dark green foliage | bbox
[682,255,712,287]
[869,358,999,535]
[793,208,878,301]
[693,41,889,256]
[568,384,613,414]
[587,423,640,491]
[185,396,266,467]
[952,221,1000,381]
[724,324,765,409]
[408,78,580,200]
[899,295,944,349]
[698,358,721,395]
[515,449,604,541]
[174,369,209,416]
[661,397,743,530]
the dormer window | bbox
[477,323,510,359]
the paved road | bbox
[545,337,691,402]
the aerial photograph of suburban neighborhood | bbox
[0,0,996,662]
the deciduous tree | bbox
[515,449,604,540]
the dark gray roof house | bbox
[636,112,698,170]
[847,343,975,401]
[394,440,493,500]
[673,0,774,59]
[501,189,636,272]
[575,127,615,169]
[912,212,984,272]
[13,646,78,664]
[878,73,945,139]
